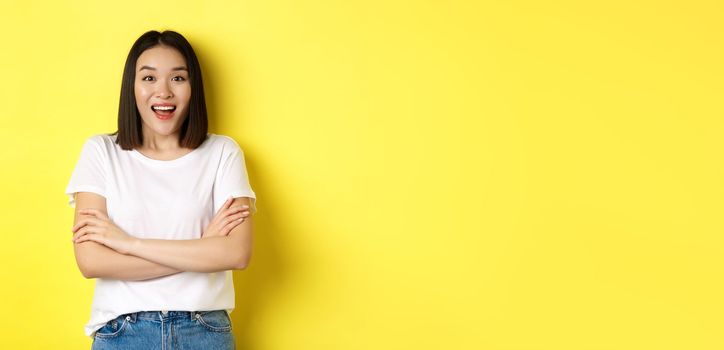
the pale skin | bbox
[70,45,255,280]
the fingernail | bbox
[242,205,249,208]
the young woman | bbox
[65,30,256,350]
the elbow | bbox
[78,264,97,279]
[233,251,251,270]
[74,243,98,279]
[234,257,250,270]
[75,252,98,279]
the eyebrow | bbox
[138,65,188,72]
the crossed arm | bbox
[71,192,253,281]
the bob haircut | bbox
[112,30,208,150]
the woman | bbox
[65,30,256,350]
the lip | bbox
[150,103,176,120]
[153,109,175,120]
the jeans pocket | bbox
[194,310,232,333]
[94,315,130,339]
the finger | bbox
[75,232,99,245]
[72,217,104,233]
[73,226,93,242]
[221,206,245,217]
[73,224,106,241]
[223,196,234,210]
[222,212,246,226]
[72,220,88,233]
[211,206,242,226]
[78,208,109,220]
[74,233,92,244]
[224,207,250,218]
[211,199,236,222]
[226,203,251,216]
[221,218,244,236]
[219,216,244,236]
[211,208,233,226]
[213,197,234,217]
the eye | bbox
[142,76,154,81]
[172,76,186,81]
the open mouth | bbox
[151,105,176,119]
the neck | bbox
[141,128,182,152]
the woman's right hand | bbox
[202,197,251,238]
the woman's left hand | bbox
[72,208,139,255]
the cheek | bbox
[177,85,191,103]
[134,83,151,102]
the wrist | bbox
[127,237,143,255]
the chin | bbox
[155,126,182,136]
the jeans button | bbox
[161,310,168,315]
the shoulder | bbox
[76,134,119,164]
[84,133,117,150]
[208,133,244,154]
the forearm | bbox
[127,236,244,273]
[75,241,182,281]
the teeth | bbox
[152,106,175,111]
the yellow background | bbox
[0,0,722,349]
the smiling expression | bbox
[134,45,191,139]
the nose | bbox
[155,81,173,99]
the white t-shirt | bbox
[65,133,257,338]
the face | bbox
[134,45,191,141]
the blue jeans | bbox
[91,310,235,350]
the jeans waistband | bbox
[123,310,206,323]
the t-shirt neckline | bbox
[128,133,212,166]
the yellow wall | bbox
[1,0,722,348]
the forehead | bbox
[136,46,187,70]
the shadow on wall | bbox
[231,154,288,350]
[196,44,290,349]
[231,197,291,349]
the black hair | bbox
[111,30,208,150]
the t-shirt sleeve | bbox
[65,136,107,208]
[213,138,257,215]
